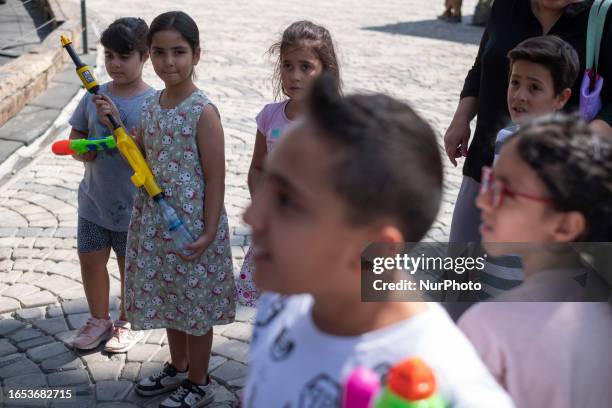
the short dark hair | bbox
[269,21,341,100]
[508,35,580,95]
[307,74,443,242]
[101,17,148,57]
[509,113,612,241]
[147,11,200,54]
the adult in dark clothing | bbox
[444,0,612,243]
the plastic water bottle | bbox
[156,197,195,256]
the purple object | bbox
[580,69,604,122]
[342,367,381,408]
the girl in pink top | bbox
[237,21,342,306]
[458,114,612,408]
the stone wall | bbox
[0,0,81,128]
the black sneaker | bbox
[136,362,188,396]
[159,379,214,408]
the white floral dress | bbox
[125,90,236,335]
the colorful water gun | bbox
[343,357,446,408]
[52,135,117,155]
[60,35,161,198]
[60,36,194,255]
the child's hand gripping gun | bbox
[60,36,195,255]
[60,35,162,199]
[51,135,117,155]
[343,357,447,408]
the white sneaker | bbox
[103,320,144,353]
[71,316,112,350]
[136,362,188,396]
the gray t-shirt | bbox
[69,83,155,231]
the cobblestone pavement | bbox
[0,0,483,406]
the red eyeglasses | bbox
[480,166,553,208]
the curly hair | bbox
[509,113,612,241]
[307,74,443,242]
[269,20,341,100]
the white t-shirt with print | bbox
[243,293,514,408]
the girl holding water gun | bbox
[69,17,154,353]
[124,12,236,408]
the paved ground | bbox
[0,0,483,406]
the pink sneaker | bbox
[71,317,112,350]
[104,320,144,353]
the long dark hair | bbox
[269,20,341,100]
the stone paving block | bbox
[136,361,164,381]
[120,362,141,382]
[3,373,47,391]
[48,262,81,280]
[66,312,89,330]
[0,228,18,238]
[54,228,77,239]
[47,368,90,387]
[32,316,69,335]
[16,335,55,352]
[0,271,22,284]
[46,250,77,263]
[17,238,37,248]
[209,383,238,404]
[12,258,43,271]
[40,351,84,372]
[220,322,252,342]
[61,298,89,315]
[0,247,13,260]
[0,354,42,378]
[109,352,127,364]
[150,345,170,363]
[0,258,14,271]
[32,260,58,273]
[34,275,80,295]
[2,283,40,298]
[12,247,48,258]
[211,360,248,383]
[57,287,86,301]
[209,355,228,372]
[88,361,123,382]
[0,319,25,336]
[144,328,166,345]
[0,237,22,247]
[55,329,78,346]
[125,387,169,407]
[235,305,256,323]
[212,339,249,364]
[26,341,69,363]
[0,338,18,357]
[15,307,45,321]
[0,297,20,313]
[95,380,133,401]
[15,272,46,285]
[50,396,96,408]
[127,343,160,363]
[33,238,61,248]
[9,327,42,343]
[20,290,57,308]
[78,350,110,364]
[46,304,63,318]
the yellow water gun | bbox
[60,36,162,199]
